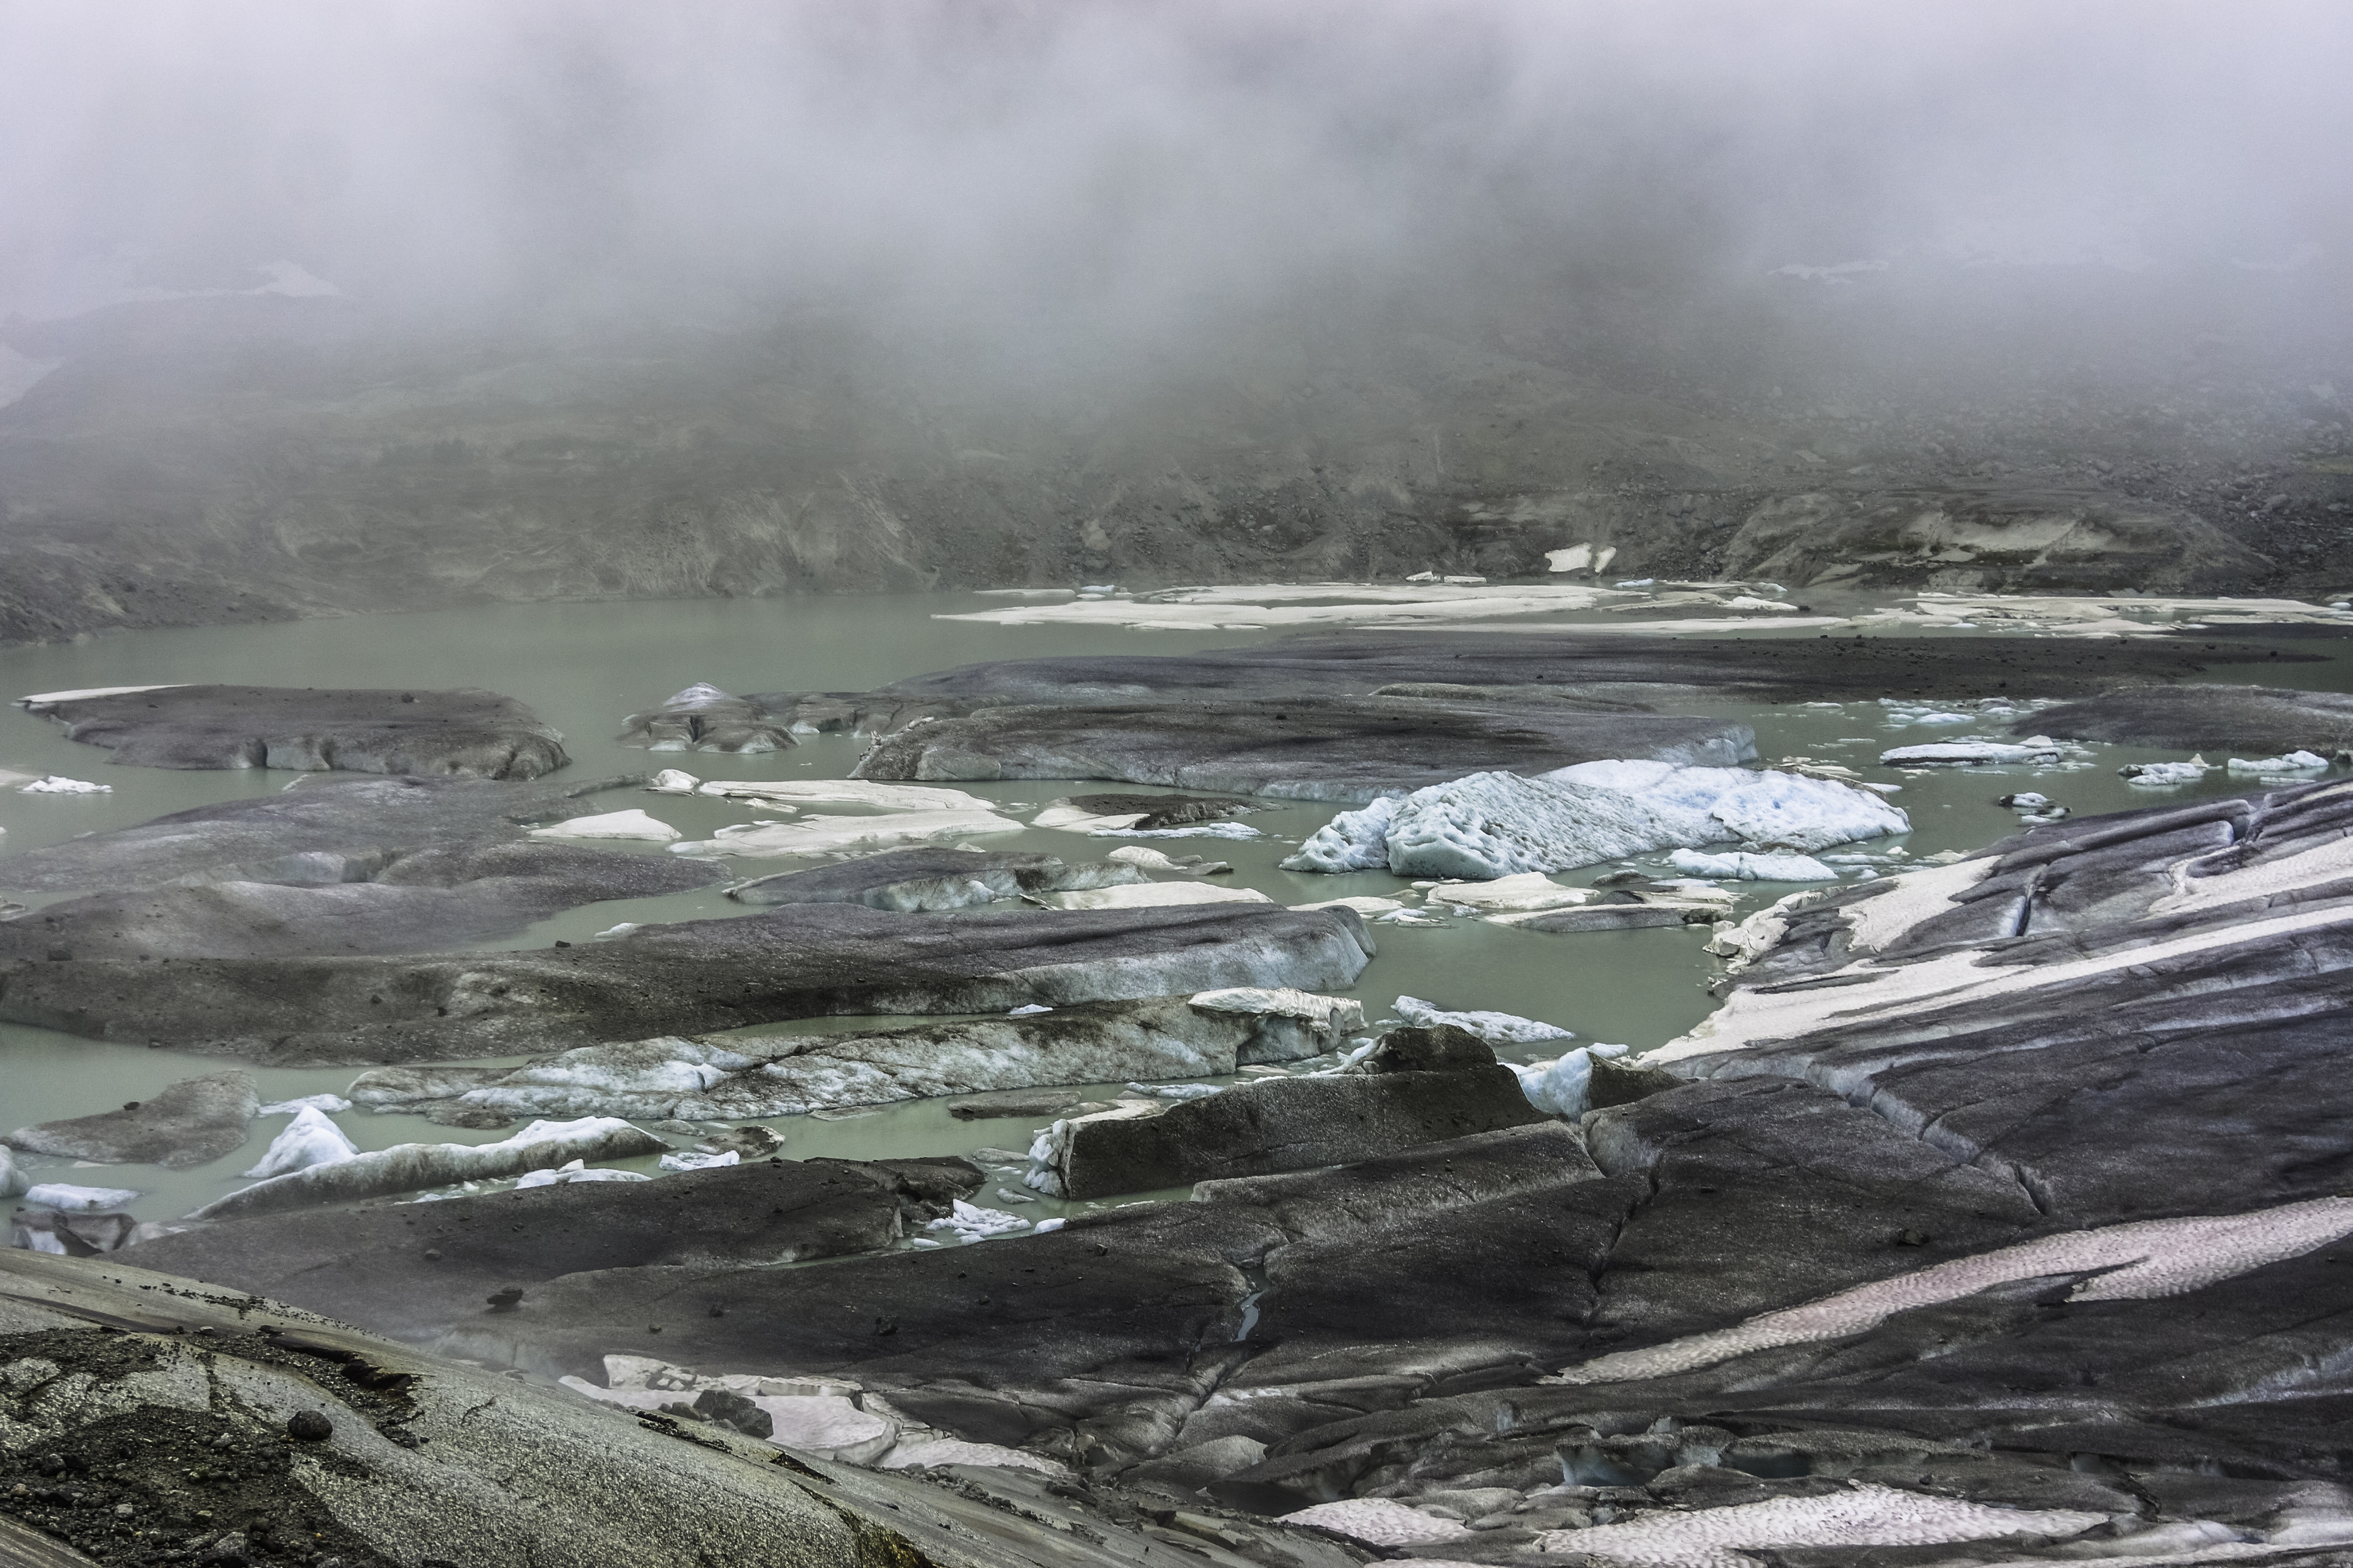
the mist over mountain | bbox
[1,1,2349,639]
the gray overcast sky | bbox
[2,1,2347,362]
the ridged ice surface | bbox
[1281,762,1906,878]
[1276,1498,1473,1545]
[1530,1483,2104,1565]
[1553,1196,2353,1384]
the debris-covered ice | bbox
[1394,995,1573,1044]
[240,1105,359,1178]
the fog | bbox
[4,0,2349,392]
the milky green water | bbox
[0,592,2338,1236]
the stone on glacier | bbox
[1668,847,1842,881]
[240,1105,359,1178]
[1394,995,1573,1044]
[1281,762,1905,879]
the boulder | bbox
[131,1155,981,1339]
[16,684,569,778]
[0,774,651,893]
[1026,1029,1548,1199]
[0,903,1375,1065]
[852,698,1753,803]
[0,839,723,959]
[4,1070,259,1168]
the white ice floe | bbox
[1291,895,1408,915]
[1093,822,1261,840]
[19,775,110,794]
[1420,872,1590,913]
[1283,762,1905,879]
[925,1199,1033,1241]
[1552,1196,2353,1386]
[517,1158,648,1188]
[2227,750,2329,774]
[936,581,1638,632]
[1038,882,1272,911]
[1034,803,1149,832]
[16,684,184,705]
[1529,1483,2104,1566]
[1128,1081,1224,1100]
[257,1093,351,1115]
[1668,847,1841,881]
[1377,909,1449,925]
[1006,1002,1054,1017]
[188,1116,663,1220]
[2122,757,2213,787]
[529,809,680,842]
[239,1106,359,1178]
[699,779,993,813]
[23,1183,141,1212]
[1106,845,1230,874]
[1879,738,2067,766]
[1189,987,1367,1036]
[658,1148,740,1172]
[645,768,701,794]
[1546,544,1618,574]
[672,808,1023,858]
[1394,995,1572,1044]
[1511,1044,1631,1116]
[1276,1498,1472,1546]
[880,1438,1072,1478]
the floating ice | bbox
[1283,762,1905,879]
[188,1116,665,1220]
[1420,872,1589,913]
[1105,845,1230,874]
[1128,1081,1224,1100]
[2227,750,2329,774]
[1510,1044,1630,1116]
[657,1148,740,1172]
[1530,1484,2104,1565]
[699,779,992,813]
[19,775,110,794]
[1394,995,1572,1044]
[517,1158,649,1188]
[645,769,701,794]
[925,1199,1033,1241]
[2121,757,2212,787]
[1091,822,1261,840]
[257,1093,351,1115]
[529,809,680,842]
[1277,1499,1470,1546]
[672,808,1023,858]
[240,1106,358,1178]
[1668,847,1841,881]
[1190,987,1366,1035]
[1005,1003,1054,1017]
[1039,882,1271,910]
[1880,739,2066,766]
[24,1183,141,1212]
[1291,895,1408,915]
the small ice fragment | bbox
[1033,1217,1066,1233]
[19,775,110,794]
[530,809,680,842]
[258,1093,352,1115]
[658,1149,740,1172]
[645,769,701,794]
[25,1183,141,1212]
[1007,1003,1054,1017]
[1394,995,1572,1044]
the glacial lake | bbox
[0,591,2341,1234]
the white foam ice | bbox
[23,1183,141,1212]
[1880,738,2067,766]
[240,1106,359,1178]
[1510,1044,1631,1115]
[1283,762,1906,879]
[1552,1196,2353,1387]
[19,775,110,794]
[2123,758,2213,787]
[257,1093,351,1115]
[517,1158,649,1188]
[1039,882,1272,910]
[2227,750,2329,774]
[1529,1483,2104,1566]
[658,1148,741,1172]
[1668,847,1841,881]
[1395,995,1572,1044]
[925,1199,1033,1241]
[672,808,1023,858]
[1277,1499,1472,1545]
[528,809,680,842]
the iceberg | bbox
[1668,847,1841,881]
[1394,995,1572,1044]
[1282,762,1906,879]
[240,1105,359,1178]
